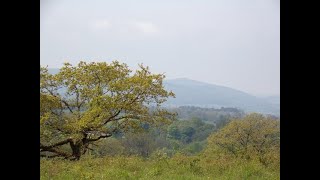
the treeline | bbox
[85,111,280,169]
[84,107,246,158]
[172,106,244,126]
[90,117,215,157]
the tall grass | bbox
[40,153,279,180]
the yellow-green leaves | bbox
[40,61,176,153]
[205,113,280,166]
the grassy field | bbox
[40,153,279,180]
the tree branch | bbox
[40,138,72,150]
[61,99,74,113]
[40,148,71,158]
[103,110,122,125]
[86,133,112,142]
[44,87,74,114]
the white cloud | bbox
[133,21,158,34]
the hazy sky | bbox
[41,0,280,96]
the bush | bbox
[205,113,280,167]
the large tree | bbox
[40,61,176,160]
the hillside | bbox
[164,78,279,115]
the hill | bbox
[164,78,279,115]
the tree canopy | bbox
[205,113,280,166]
[40,61,176,160]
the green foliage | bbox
[167,125,181,140]
[92,138,125,156]
[40,112,279,179]
[182,141,206,155]
[41,153,279,179]
[90,127,172,158]
[205,113,280,167]
[166,117,215,154]
[40,62,279,177]
[173,106,244,125]
[40,61,176,160]
[89,115,221,158]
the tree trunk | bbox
[70,140,84,160]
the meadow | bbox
[41,153,279,180]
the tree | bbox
[91,138,125,157]
[121,131,156,157]
[180,126,195,143]
[40,61,176,160]
[167,125,181,140]
[205,113,280,166]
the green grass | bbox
[40,154,279,180]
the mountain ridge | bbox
[163,78,279,115]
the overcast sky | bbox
[41,0,280,97]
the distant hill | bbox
[163,78,279,115]
[46,69,279,115]
[261,95,280,106]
